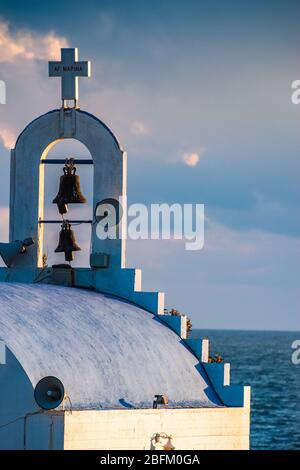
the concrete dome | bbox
[0,283,220,409]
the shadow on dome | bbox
[0,347,38,449]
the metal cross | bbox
[49,48,91,107]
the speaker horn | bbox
[0,237,34,267]
[34,376,65,410]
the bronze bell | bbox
[53,158,87,214]
[54,221,81,262]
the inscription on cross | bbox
[49,48,91,108]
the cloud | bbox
[182,153,199,166]
[0,128,16,149]
[97,11,116,37]
[130,120,150,137]
[0,206,9,240]
[182,149,205,167]
[204,219,257,256]
[0,21,68,63]
[126,220,300,329]
[0,21,69,156]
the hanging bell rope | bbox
[54,220,81,262]
[52,158,87,214]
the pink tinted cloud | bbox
[0,21,68,63]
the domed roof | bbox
[0,283,220,409]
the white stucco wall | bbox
[24,407,250,450]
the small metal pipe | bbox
[38,220,93,224]
[40,159,93,165]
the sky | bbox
[0,0,299,330]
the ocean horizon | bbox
[190,329,300,450]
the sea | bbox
[190,329,300,450]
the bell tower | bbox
[8,48,126,271]
[1,47,164,317]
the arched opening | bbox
[9,109,125,272]
[39,139,93,267]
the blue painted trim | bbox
[159,315,183,337]
[184,338,208,362]
[203,363,247,407]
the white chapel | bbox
[0,48,250,450]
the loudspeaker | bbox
[0,237,34,267]
[34,376,65,410]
